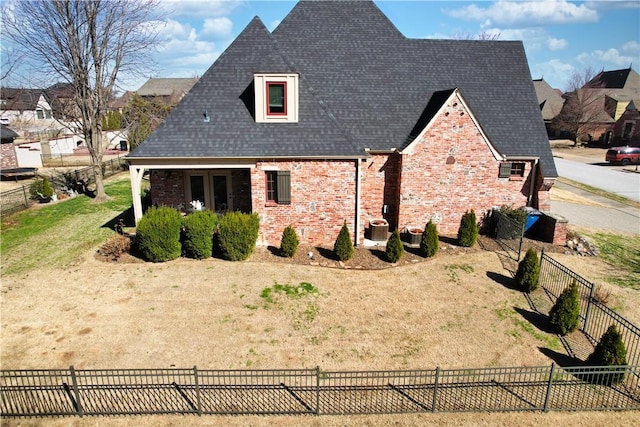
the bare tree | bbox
[2,0,162,201]
[451,31,501,40]
[552,67,607,146]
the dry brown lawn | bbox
[2,237,639,425]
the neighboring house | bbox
[0,88,55,126]
[533,78,564,138]
[0,124,20,169]
[607,101,640,147]
[127,0,557,247]
[45,82,79,121]
[136,78,199,105]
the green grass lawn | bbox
[0,175,133,275]
[583,231,640,290]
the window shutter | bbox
[499,162,512,178]
[276,171,291,204]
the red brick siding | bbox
[252,160,357,246]
[149,170,185,209]
[398,93,531,235]
[360,153,402,232]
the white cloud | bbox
[577,45,638,67]
[547,37,568,51]
[622,40,640,56]
[158,0,245,19]
[532,59,575,90]
[483,27,567,52]
[446,0,599,27]
[202,17,233,38]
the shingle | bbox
[130,0,557,177]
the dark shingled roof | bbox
[589,68,632,89]
[130,0,557,177]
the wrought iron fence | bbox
[539,251,640,368]
[495,213,525,261]
[0,157,128,216]
[2,364,639,418]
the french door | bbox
[186,171,233,213]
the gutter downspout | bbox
[355,159,361,246]
[528,159,539,207]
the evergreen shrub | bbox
[586,325,627,385]
[548,280,581,335]
[333,221,354,261]
[135,206,183,262]
[217,211,260,261]
[458,209,478,247]
[29,177,54,199]
[280,225,299,258]
[386,229,404,263]
[182,210,218,259]
[514,248,540,292]
[420,220,439,258]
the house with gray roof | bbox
[533,78,564,137]
[127,0,557,246]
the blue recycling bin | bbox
[524,208,542,233]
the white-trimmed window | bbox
[254,74,298,123]
[499,162,525,179]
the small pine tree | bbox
[514,248,540,292]
[458,210,478,247]
[40,177,54,198]
[280,225,299,258]
[420,220,439,258]
[386,229,404,263]
[586,325,627,385]
[549,280,581,335]
[333,221,354,261]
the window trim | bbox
[499,162,526,179]
[265,170,291,205]
[254,74,299,123]
[266,82,287,116]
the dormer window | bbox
[255,74,298,123]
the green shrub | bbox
[549,280,581,335]
[280,225,299,258]
[499,204,527,224]
[586,325,627,385]
[333,221,354,261]
[457,209,478,247]
[135,206,183,262]
[386,229,404,263]
[217,211,260,261]
[514,248,540,292]
[420,220,439,258]
[29,177,54,199]
[182,210,218,260]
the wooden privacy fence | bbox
[1,364,639,418]
[539,251,640,368]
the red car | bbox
[605,146,640,165]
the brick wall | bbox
[397,92,532,235]
[149,170,186,209]
[251,160,357,247]
[1,143,17,169]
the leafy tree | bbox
[549,280,581,335]
[280,225,299,258]
[586,325,627,385]
[420,220,439,258]
[458,210,478,247]
[3,1,162,201]
[386,229,404,263]
[333,221,354,261]
[102,111,123,131]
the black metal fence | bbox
[0,157,128,216]
[539,251,640,368]
[2,364,638,417]
[495,213,525,261]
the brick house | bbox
[127,0,557,247]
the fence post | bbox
[583,283,596,333]
[517,221,525,261]
[315,366,320,416]
[193,366,202,415]
[543,363,555,412]
[22,185,29,208]
[432,367,440,413]
[69,365,84,416]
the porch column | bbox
[129,165,146,224]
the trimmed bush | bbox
[514,248,540,292]
[333,221,354,261]
[420,220,439,258]
[280,225,299,258]
[386,229,404,263]
[135,206,183,262]
[586,325,627,385]
[457,209,478,247]
[182,210,218,260]
[29,177,54,199]
[549,280,580,335]
[217,211,260,261]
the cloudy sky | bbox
[3,0,640,93]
